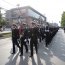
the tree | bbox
[61,12,65,27]
[0,13,6,26]
[0,13,2,25]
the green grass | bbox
[0,32,11,39]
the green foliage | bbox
[0,13,6,26]
[1,19,6,25]
[0,14,2,25]
[61,12,65,27]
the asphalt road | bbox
[0,29,65,65]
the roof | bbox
[10,6,46,20]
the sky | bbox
[0,0,65,26]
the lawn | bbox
[0,32,11,39]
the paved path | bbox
[0,29,65,65]
[0,31,11,34]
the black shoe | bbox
[46,44,48,47]
[26,51,28,53]
[20,54,23,56]
[29,55,33,57]
[19,47,21,52]
[36,52,38,54]
[11,52,15,54]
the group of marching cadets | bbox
[64,27,65,33]
[11,22,38,57]
[45,26,59,47]
[11,22,59,57]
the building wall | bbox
[6,6,46,27]
[6,8,28,23]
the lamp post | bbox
[17,4,21,24]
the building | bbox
[6,6,47,27]
[48,22,59,28]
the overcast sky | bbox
[0,0,65,26]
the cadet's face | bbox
[32,23,36,28]
[13,25,17,29]
[37,25,39,27]
[23,24,26,28]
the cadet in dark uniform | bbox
[64,27,65,33]
[20,23,28,56]
[11,24,21,54]
[45,26,50,47]
[36,24,41,43]
[30,22,38,57]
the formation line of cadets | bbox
[11,22,59,57]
